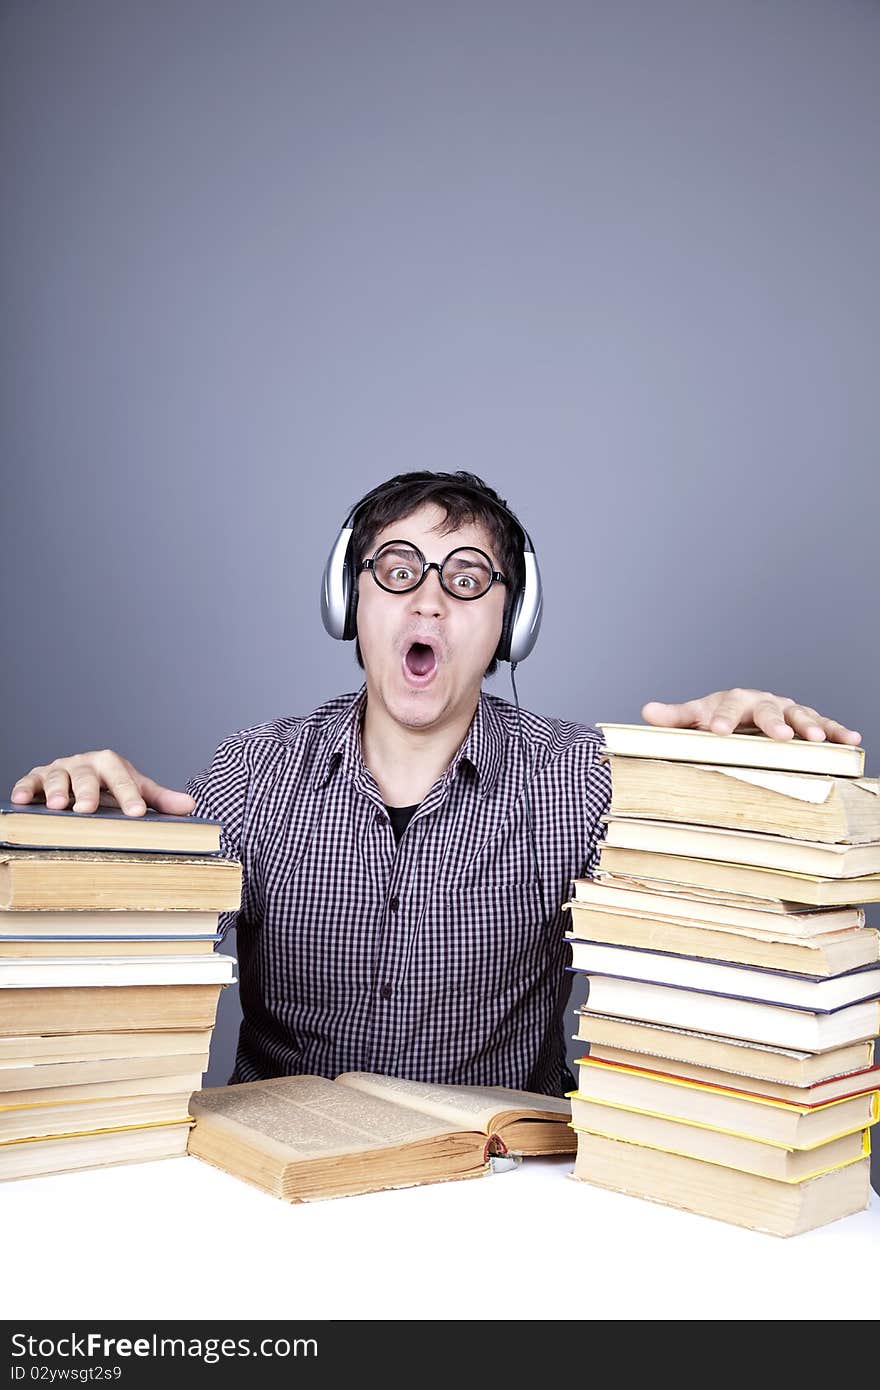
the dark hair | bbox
[349,470,526,678]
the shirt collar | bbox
[312,685,505,800]
[445,690,505,800]
[312,686,369,790]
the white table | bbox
[3,1154,878,1322]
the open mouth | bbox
[402,640,439,686]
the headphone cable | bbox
[509,660,549,933]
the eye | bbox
[454,574,478,590]
[392,566,415,581]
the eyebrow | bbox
[380,544,422,560]
[377,542,497,568]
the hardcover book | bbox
[0,911,222,939]
[0,1089,197,1143]
[572,1011,876,1085]
[0,851,242,912]
[568,1097,870,1180]
[0,800,222,854]
[575,975,880,1051]
[564,901,880,977]
[0,954,236,989]
[571,1131,871,1236]
[566,938,880,1010]
[603,756,880,844]
[594,846,880,906]
[0,984,229,1035]
[601,815,880,879]
[570,1056,880,1148]
[570,875,866,930]
[574,1048,880,1106]
[0,1123,193,1182]
[595,723,865,776]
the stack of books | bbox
[0,800,241,1182]
[565,723,880,1236]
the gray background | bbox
[2,0,878,1190]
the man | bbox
[9,471,862,1094]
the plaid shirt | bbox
[186,685,610,1094]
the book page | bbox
[336,1072,571,1130]
[688,765,836,804]
[189,1075,460,1160]
[0,849,233,867]
[589,872,830,914]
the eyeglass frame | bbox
[358,539,509,601]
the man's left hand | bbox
[641,689,862,744]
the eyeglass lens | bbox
[372,543,494,597]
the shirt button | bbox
[379,983,393,1000]
[374,811,384,826]
[389,895,400,912]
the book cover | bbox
[0,954,237,988]
[0,800,222,855]
[604,756,880,844]
[575,1055,880,1115]
[594,846,880,905]
[564,902,880,977]
[566,938,880,1010]
[568,1098,872,1180]
[571,1132,871,1236]
[601,815,880,879]
[568,1083,879,1150]
[575,975,880,1050]
[570,875,866,931]
[595,723,866,776]
[572,1010,877,1085]
[0,850,243,912]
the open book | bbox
[187,1072,575,1201]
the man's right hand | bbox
[9,752,196,817]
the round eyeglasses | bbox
[359,540,508,601]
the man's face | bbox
[356,502,507,731]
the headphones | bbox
[320,478,543,664]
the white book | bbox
[577,975,880,1052]
[567,939,880,1010]
[0,954,237,988]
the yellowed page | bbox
[336,1071,571,1130]
[188,1075,459,1161]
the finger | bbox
[41,767,74,810]
[9,773,44,805]
[750,697,796,741]
[69,768,106,814]
[137,775,196,816]
[821,719,862,745]
[76,753,148,815]
[782,704,828,741]
[707,690,754,735]
[103,766,149,815]
[641,700,710,728]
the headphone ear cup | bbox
[341,542,358,642]
[506,551,543,663]
[494,587,518,664]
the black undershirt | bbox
[385,803,419,845]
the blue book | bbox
[0,799,222,856]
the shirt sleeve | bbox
[185,735,249,940]
[581,737,612,878]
